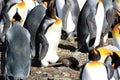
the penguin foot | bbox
[31,58,41,67]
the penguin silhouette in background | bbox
[1,20,31,80]
[35,6,62,67]
[100,0,115,45]
[80,48,113,80]
[77,0,104,53]
[55,0,80,39]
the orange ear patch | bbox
[112,23,120,37]
[43,1,48,7]
[16,0,26,9]
[55,17,62,25]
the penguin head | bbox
[89,49,101,61]
[46,6,56,19]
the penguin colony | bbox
[0,0,120,80]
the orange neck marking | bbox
[16,0,26,9]
[55,17,62,25]
[88,61,102,67]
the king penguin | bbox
[55,0,80,39]
[77,0,105,53]
[80,48,112,80]
[2,20,31,80]
[24,0,50,60]
[35,6,62,67]
[100,0,115,45]
[90,47,120,79]
[7,0,38,26]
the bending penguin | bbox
[77,0,105,53]
[35,6,62,67]
[2,21,31,80]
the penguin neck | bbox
[117,0,120,3]
[16,0,26,8]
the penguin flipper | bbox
[113,69,119,80]
[104,56,114,79]
[86,12,97,47]
[104,8,115,34]
[35,32,49,60]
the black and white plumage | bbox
[2,21,31,80]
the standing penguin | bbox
[24,1,48,60]
[2,21,31,80]
[80,49,113,80]
[55,0,80,39]
[77,0,105,53]
[89,47,120,79]
[101,0,115,45]
[35,6,62,67]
